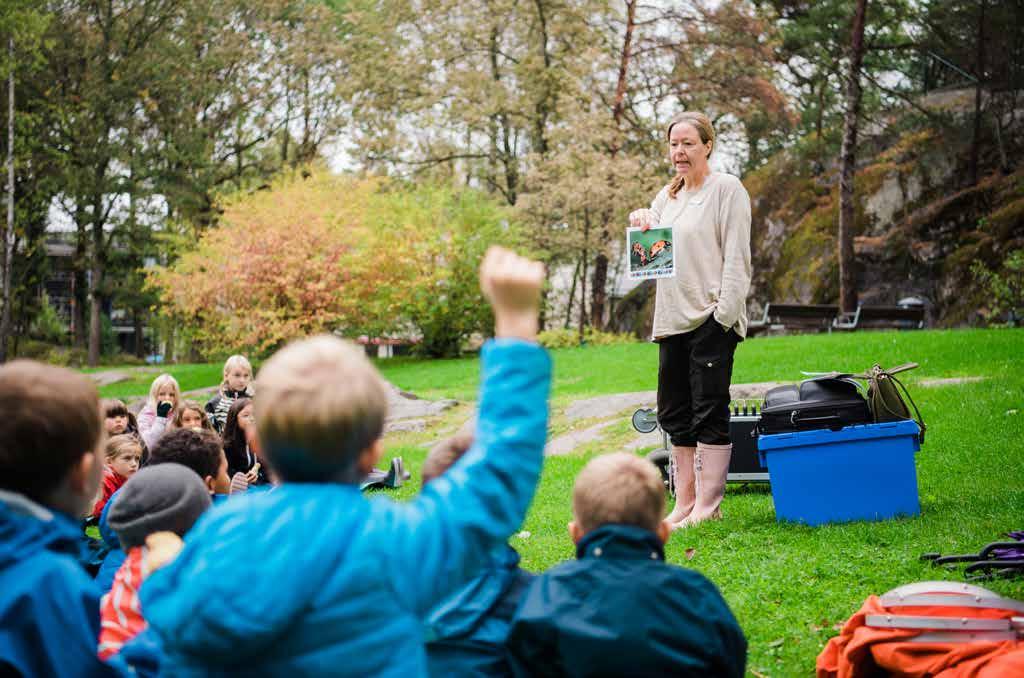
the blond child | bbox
[138,374,181,450]
[139,247,551,674]
[91,435,142,519]
[506,452,747,677]
[204,355,253,433]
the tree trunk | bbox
[838,0,868,315]
[134,309,145,359]
[72,210,88,347]
[564,257,580,329]
[590,253,609,328]
[0,38,14,363]
[87,189,106,366]
[590,0,637,330]
[969,0,986,186]
[579,211,590,344]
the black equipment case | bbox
[757,377,872,435]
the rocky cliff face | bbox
[609,95,1023,334]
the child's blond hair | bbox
[255,335,388,483]
[105,434,142,463]
[171,401,215,432]
[221,355,253,393]
[572,453,665,534]
[146,374,181,411]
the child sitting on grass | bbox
[221,397,267,485]
[98,463,212,661]
[421,428,534,677]
[0,361,120,676]
[506,452,748,678]
[138,374,182,450]
[170,400,215,433]
[102,398,140,438]
[102,398,148,465]
[94,427,236,595]
[205,355,254,433]
[140,246,550,675]
[91,434,143,519]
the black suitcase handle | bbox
[790,411,841,426]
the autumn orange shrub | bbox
[149,167,520,357]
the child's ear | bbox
[203,476,217,493]
[656,519,671,544]
[62,447,103,516]
[356,439,384,475]
[567,520,585,545]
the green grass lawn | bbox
[376,328,1024,676]
[88,328,1024,675]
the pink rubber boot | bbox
[665,445,696,527]
[681,442,732,526]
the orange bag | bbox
[817,581,1024,678]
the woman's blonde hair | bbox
[146,374,181,411]
[171,400,215,432]
[222,354,254,394]
[105,434,142,462]
[666,111,715,199]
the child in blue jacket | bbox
[421,429,533,677]
[140,246,551,676]
[506,452,748,678]
[0,361,122,677]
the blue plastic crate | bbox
[757,420,921,526]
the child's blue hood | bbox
[0,490,84,569]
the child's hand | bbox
[480,246,544,341]
[144,531,184,572]
[156,401,173,418]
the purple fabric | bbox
[992,531,1024,559]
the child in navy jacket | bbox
[507,452,748,678]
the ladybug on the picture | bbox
[649,239,672,259]
[631,241,649,266]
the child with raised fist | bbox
[141,247,551,675]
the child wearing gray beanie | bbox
[99,464,212,660]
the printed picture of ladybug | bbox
[627,226,674,279]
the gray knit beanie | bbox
[107,463,212,549]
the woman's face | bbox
[668,122,710,181]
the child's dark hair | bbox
[422,431,475,485]
[101,398,129,419]
[0,361,102,502]
[149,428,223,481]
[221,397,252,474]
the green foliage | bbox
[150,169,520,357]
[16,339,87,367]
[369,184,522,358]
[971,249,1024,325]
[537,327,638,350]
[28,294,67,344]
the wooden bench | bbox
[832,305,926,331]
[747,303,840,336]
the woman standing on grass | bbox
[628,111,752,529]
